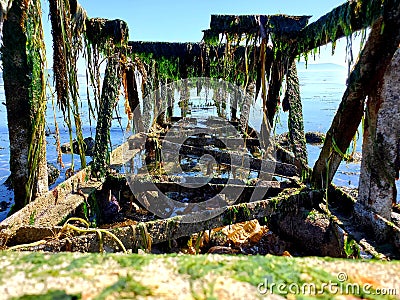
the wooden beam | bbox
[10,188,324,252]
[294,0,400,54]
[129,41,215,59]
[204,14,311,38]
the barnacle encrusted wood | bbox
[86,18,129,50]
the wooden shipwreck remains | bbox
[1,0,400,257]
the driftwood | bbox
[312,7,400,189]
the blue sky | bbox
[42,0,357,68]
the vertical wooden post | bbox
[91,54,121,177]
[358,48,400,240]
[2,0,48,210]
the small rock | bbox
[0,201,9,212]
[45,128,55,137]
[3,176,12,189]
[61,137,95,156]
[305,131,325,144]
[82,137,95,156]
[276,131,326,146]
[47,163,60,186]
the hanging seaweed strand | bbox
[49,0,87,171]
[25,0,48,203]
[65,1,87,169]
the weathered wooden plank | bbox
[127,178,282,194]
[111,133,146,167]
[129,41,213,59]
[161,140,299,177]
[163,136,260,148]
[0,167,98,234]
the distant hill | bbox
[297,62,346,71]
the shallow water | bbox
[0,63,399,221]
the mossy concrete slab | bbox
[0,252,399,299]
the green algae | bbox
[95,275,152,299]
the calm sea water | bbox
[0,63,398,221]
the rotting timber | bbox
[0,0,400,258]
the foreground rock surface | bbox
[0,252,399,299]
